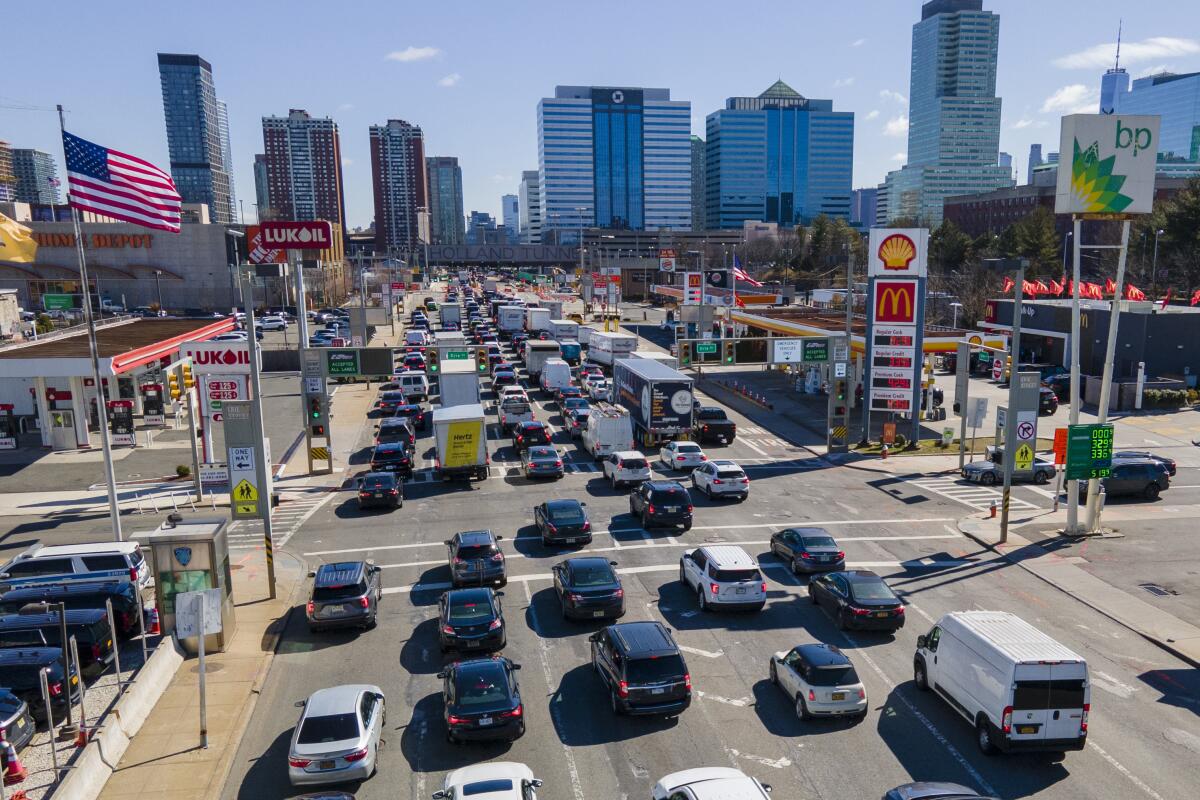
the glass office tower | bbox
[157,53,235,223]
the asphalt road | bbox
[218,287,1200,800]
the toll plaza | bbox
[0,316,233,450]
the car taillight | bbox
[808,689,816,701]
[1080,703,1090,732]
[703,425,710,432]
[306,601,315,615]
[684,673,692,690]
[712,479,723,485]
[895,605,905,615]
[442,624,455,634]
[359,597,370,609]
[568,593,583,602]
[850,606,870,616]
[582,521,591,531]
[617,680,629,698]
[488,618,502,630]
[710,583,720,595]
[389,489,399,495]
[48,681,63,697]
[502,704,523,718]
[1002,705,1013,734]
[858,689,866,699]
[344,747,369,763]
[647,504,656,514]
[289,756,312,768]
[360,492,370,498]
[491,552,504,562]
[92,642,102,659]
[447,714,467,726]
[453,557,465,565]
[836,551,845,560]
[676,456,686,461]
[686,505,693,513]
[555,460,563,467]
[761,582,767,592]
[700,455,707,461]
[130,567,139,582]
[613,588,624,598]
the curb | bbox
[956,516,1200,669]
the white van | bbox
[582,404,635,460]
[539,358,573,397]
[394,371,430,402]
[914,611,1090,756]
[0,541,150,590]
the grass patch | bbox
[853,436,1055,457]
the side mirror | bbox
[294,700,306,708]
[495,590,505,597]
[917,635,927,648]
[306,570,316,578]
[588,633,599,643]
[494,534,504,541]
[443,540,452,546]
[511,663,521,670]
[762,784,773,794]
[435,671,446,679]
[432,791,448,799]
[528,779,544,789]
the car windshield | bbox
[850,579,896,601]
[361,476,394,490]
[649,488,688,502]
[625,654,685,683]
[528,447,557,460]
[801,535,837,548]
[716,470,745,479]
[697,409,726,420]
[549,505,584,522]
[456,544,498,559]
[312,581,366,602]
[808,665,859,687]
[675,444,701,453]
[712,567,761,583]
[297,712,360,744]
[463,780,514,797]
[503,401,531,413]
[447,600,494,622]
[621,458,647,470]
[569,564,614,587]
[455,668,510,706]
[381,392,405,402]
[563,399,589,410]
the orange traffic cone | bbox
[146,607,161,636]
[2,738,28,785]
[881,444,889,460]
[74,726,93,747]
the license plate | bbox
[328,605,345,614]
[567,538,579,543]
[592,610,605,618]
[651,687,665,695]
[374,493,383,498]
[1017,725,1038,735]
[832,692,845,701]
[479,716,493,726]
[319,760,335,770]
[467,640,480,648]
[736,587,746,594]
[15,717,25,730]
[665,506,678,513]
[874,611,889,618]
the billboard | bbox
[658,248,677,272]
[245,225,283,265]
[872,279,918,324]
[1055,114,1160,215]
[180,341,253,374]
[868,228,928,277]
[259,221,334,249]
[683,272,703,305]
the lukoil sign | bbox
[180,341,254,374]
[1055,114,1160,215]
[259,221,333,249]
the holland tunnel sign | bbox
[259,221,333,249]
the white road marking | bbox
[679,645,725,659]
[726,749,791,769]
[1091,671,1140,699]
[694,691,751,707]
[1087,740,1167,800]
[740,439,771,457]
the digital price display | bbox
[873,334,915,347]
[872,377,913,390]
[1065,423,1114,481]
[870,398,912,411]
[872,355,913,368]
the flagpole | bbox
[57,105,123,542]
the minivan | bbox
[914,611,1089,755]
[0,542,149,591]
[590,621,691,716]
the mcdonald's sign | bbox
[873,280,917,324]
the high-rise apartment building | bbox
[261,109,346,232]
[0,142,13,202]
[467,211,505,245]
[1026,144,1043,186]
[881,1,1012,225]
[11,148,59,204]
[1100,69,1200,161]
[501,194,520,243]
[426,156,465,246]
[537,86,691,242]
[690,136,706,231]
[706,80,854,230]
[157,53,235,223]
[369,119,427,253]
[253,154,271,220]
[518,170,541,243]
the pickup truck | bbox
[498,397,535,432]
[692,405,737,445]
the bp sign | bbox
[1055,115,1160,215]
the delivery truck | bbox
[629,350,678,370]
[548,319,580,341]
[524,340,561,379]
[439,304,462,327]
[525,307,552,333]
[433,403,489,482]
[613,359,694,445]
[587,331,638,368]
[541,300,564,319]
[498,306,526,336]
[559,341,582,366]
[437,358,481,408]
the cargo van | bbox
[582,404,635,460]
[914,611,1090,756]
[539,358,573,397]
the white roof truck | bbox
[587,331,638,367]
[432,404,489,482]
[914,611,1090,756]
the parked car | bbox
[630,481,693,531]
[883,783,997,800]
[288,684,385,786]
[433,762,542,800]
[0,689,35,753]
[808,570,904,632]
[0,608,116,673]
[522,445,564,480]
[769,643,867,720]
[439,657,525,743]
[534,499,591,546]
[679,546,765,611]
[305,561,382,632]
[356,472,402,510]
[0,580,144,639]
[0,541,150,590]
[601,451,651,489]
[438,587,505,653]
[769,527,845,574]
[590,621,690,716]
[553,557,623,620]
[652,769,771,800]
[1039,387,1059,416]
[0,647,80,722]
[446,530,506,588]
[258,315,288,332]
[690,459,749,501]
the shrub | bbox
[35,314,54,334]
[175,464,191,478]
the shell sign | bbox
[868,228,928,277]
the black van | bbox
[0,581,143,639]
[589,621,691,716]
[0,648,81,722]
[0,609,115,674]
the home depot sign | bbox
[179,341,254,374]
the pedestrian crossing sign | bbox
[1014,443,1034,471]
[233,479,258,502]
[234,502,257,516]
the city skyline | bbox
[2,1,1198,229]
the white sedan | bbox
[659,440,707,471]
[691,459,750,501]
[435,761,543,800]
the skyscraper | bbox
[706,80,854,230]
[881,1,1012,225]
[1026,144,1043,187]
[0,142,14,202]
[426,156,465,246]
[518,170,541,243]
[850,188,878,227]
[157,53,235,223]
[217,100,237,221]
[253,154,271,220]
[501,194,520,243]
[369,119,427,253]
[538,86,691,242]
[261,109,346,232]
[11,148,60,204]
[1100,69,1200,161]
[690,136,706,232]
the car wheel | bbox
[1034,470,1050,485]
[796,695,811,721]
[611,475,618,490]
[705,484,713,499]
[1144,483,1161,500]
[914,660,929,691]
[366,614,377,630]
[977,718,998,755]
[769,660,778,686]
[642,514,651,530]
[980,472,997,486]
[809,589,819,605]
[837,609,850,630]
[792,558,802,575]
[698,589,709,611]
[679,563,687,584]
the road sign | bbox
[304,377,323,394]
[802,339,829,362]
[199,463,229,487]
[175,588,223,639]
[992,358,1003,380]
[233,479,258,502]
[695,342,717,354]
[1014,443,1035,471]
[1017,420,1035,440]
[966,397,988,428]
[835,362,847,378]
[230,447,254,472]
[445,350,469,360]
[326,349,359,376]
[1065,423,1114,480]
[1053,428,1068,465]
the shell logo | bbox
[878,234,917,271]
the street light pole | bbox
[154,269,164,313]
[984,257,1029,544]
[1150,228,1164,297]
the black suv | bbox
[0,580,143,639]
[0,648,80,722]
[589,621,691,716]
[370,441,414,477]
[0,609,116,674]
[305,561,382,632]
[376,417,416,447]
[512,421,552,451]
[629,481,693,531]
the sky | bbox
[3,1,1198,230]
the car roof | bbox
[305,684,378,717]
[453,656,511,679]
[698,545,756,568]
[527,446,557,456]
[609,621,676,656]
[445,761,536,795]
[645,480,687,492]
[446,587,493,604]
[361,471,397,482]
[613,450,644,459]
[0,647,64,664]
[374,442,408,452]
[783,526,832,538]
[546,498,583,512]
[314,562,366,587]
[455,530,496,546]
[18,542,140,559]
[563,556,612,573]
[709,459,740,468]
[2,581,131,600]
[795,643,851,666]
[887,782,987,800]
[0,609,107,626]
[844,570,884,583]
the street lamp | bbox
[1062,230,1072,273]
[950,301,962,329]
[153,269,164,313]
[225,228,245,311]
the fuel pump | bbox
[0,403,17,449]
[141,383,166,425]
[107,399,136,446]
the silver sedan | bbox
[288,684,385,786]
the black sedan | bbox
[389,403,428,432]
[357,471,403,510]
[534,499,592,546]
[553,557,624,621]
[769,527,845,574]
[438,588,505,653]
[438,657,525,743]
[808,570,905,632]
[522,446,564,479]
[370,441,413,477]
[375,390,408,416]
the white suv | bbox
[435,761,542,800]
[653,768,772,800]
[258,315,288,331]
[601,451,651,489]
[679,545,766,612]
[691,459,750,501]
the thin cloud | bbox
[385,46,441,63]
[865,109,880,120]
[1041,84,1099,114]
[851,38,866,47]
[490,174,512,183]
[337,103,355,112]
[341,157,353,167]
[891,152,907,162]
[880,89,907,105]
[1010,118,1046,130]
[438,73,462,87]
[883,115,909,137]
[1136,64,1173,78]
[1053,36,1200,69]
[833,77,855,88]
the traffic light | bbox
[678,341,692,366]
[833,378,848,417]
[311,422,326,437]
[308,394,324,420]
[427,347,440,374]
[476,346,489,372]
[167,374,181,400]
[181,363,194,389]
[722,340,736,364]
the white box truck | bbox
[577,326,596,347]
[433,403,489,482]
[498,306,526,335]
[914,611,1090,755]
[541,300,564,319]
[525,307,551,333]
[630,350,678,370]
[548,319,580,341]
[524,340,561,379]
[439,304,462,327]
[437,358,481,408]
[588,331,638,368]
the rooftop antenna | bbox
[1114,19,1123,71]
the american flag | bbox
[62,131,181,232]
[731,253,763,287]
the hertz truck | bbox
[433,404,489,482]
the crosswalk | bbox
[908,475,1040,512]
[227,486,336,550]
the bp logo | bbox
[174,546,193,567]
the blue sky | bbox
[3,1,1197,229]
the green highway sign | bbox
[695,342,718,354]
[802,338,830,362]
[445,350,469,360]
[1065,423,1113,480]
[43,293,75,310]
[325,349,360,376]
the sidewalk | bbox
[958,509,1200,668]
[94,545,305,800]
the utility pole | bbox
[984,257,1029,543]
[239,266,277,599]
[1066,217,1083,533]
